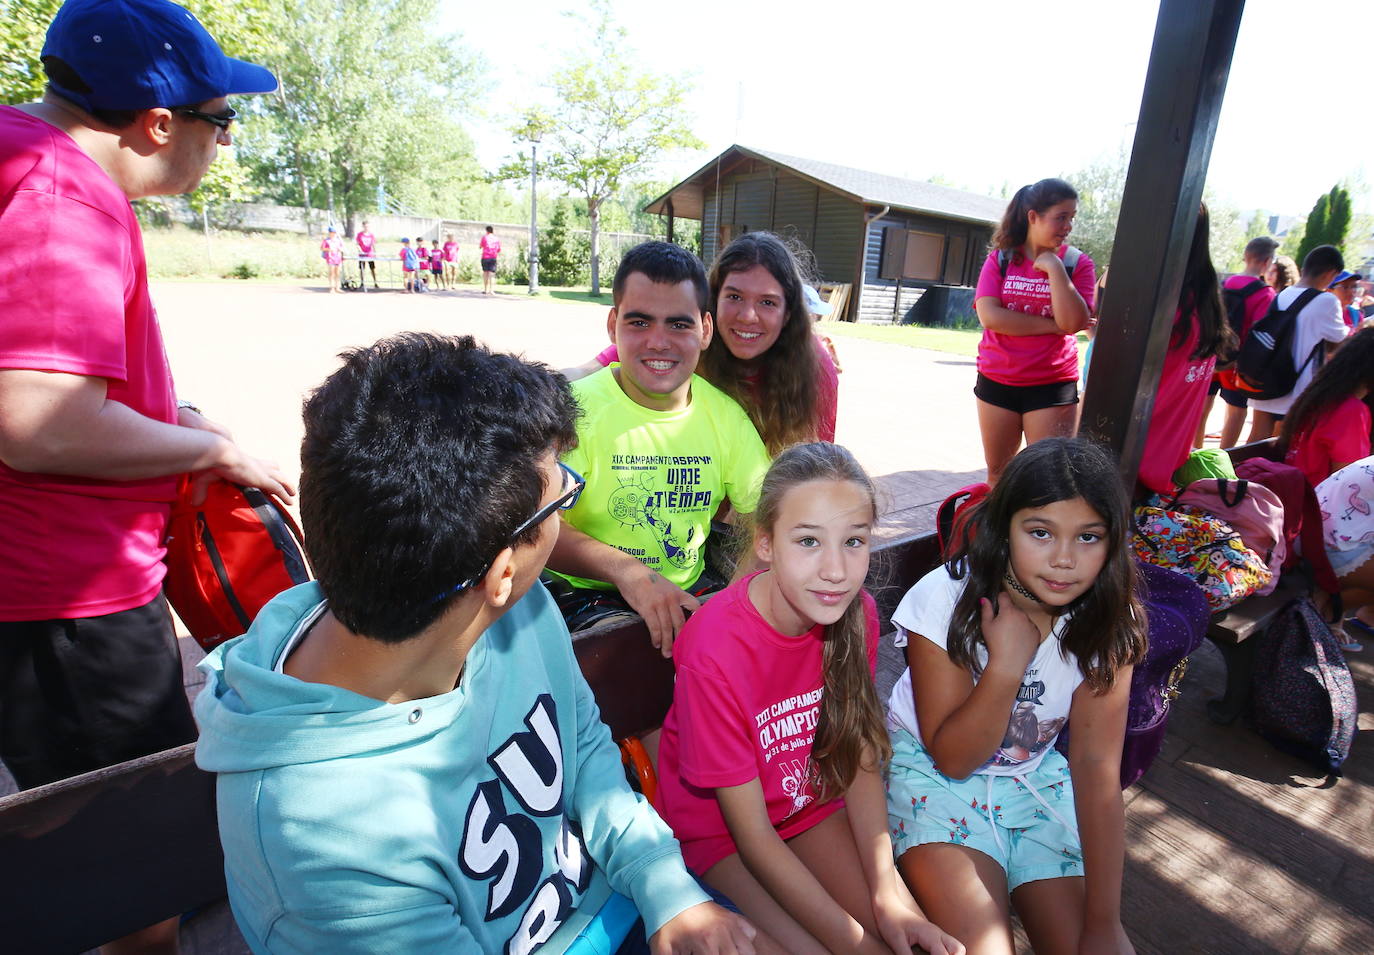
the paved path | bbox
[157,280,991,540]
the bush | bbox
[539,204,589,286]
[226,262,259,280]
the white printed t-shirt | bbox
[886,566,1083,776]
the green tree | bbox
[0,0,63,104]
[1244,209,1271,241]
[538,201,588,286]
[508,2,701,294]
[187,149,258,231]
[1061,146,1128,267]
[1296,190,1332,265]
[1206,199,1246,274]
[237,0,483,233]
[1325,185,1352,261]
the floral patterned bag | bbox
[1132,495,1272,611]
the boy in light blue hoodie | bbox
[195,334,760,954]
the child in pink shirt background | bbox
[442,231,459,286]
[656,443,961,955]
[320,227,343,294]
[973,178,1095,483]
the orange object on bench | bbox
[618,736,657,804]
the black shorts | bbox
[974,373,1078,414]
[431,264,443,274]
[481,257,498,273]
[0,594,197,790]
[1218,385,1250,409]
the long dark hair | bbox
[747,442,890,800]
[945,438,1147,692]
[1278,326,1374,458]
[1175,202,1232,361]
[991,178,1079,256]
[701,233,820,454]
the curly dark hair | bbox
[944,438,1147,692]
[300,333,578,642]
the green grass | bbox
[821,321,982,357]
[822,321,1092,359]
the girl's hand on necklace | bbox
[979,591,1040,678]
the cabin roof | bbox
[644,145,1007,226]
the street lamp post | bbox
[528,136,541,295]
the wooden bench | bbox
[0,529,944,951]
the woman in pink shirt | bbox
[973,179,1095,483]
[1278,326,1374,489]
[479,225,501,294]
[1136,203,1235,497]
[656,443,961,955]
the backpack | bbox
[1132,497,1272,610]
[997,245,1081,280]
[935,482,991,560]
[163,479,311,651]
[1169,478,1286,594]
[1234,458,1341,596]
[1234,288,1324,399]
[1247,596,1357,775]
[1218,277,1266,365]
[1057,561,1211,787]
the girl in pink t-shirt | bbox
[1278,326,1374,489]
[974,179,1096,483]
[320,227,344,293]
[479,226,501,294]
[442,231,459,286]
[657,443,962,955]
[1137,203,1235,496]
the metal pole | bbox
[529,143,540,295]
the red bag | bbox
[163,479,310,651]
[936,482,991,559]
[1234,458,1340,595]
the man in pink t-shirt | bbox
[479,225,501,294]
[0,0,293,816]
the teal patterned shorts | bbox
[885,726,1084,890]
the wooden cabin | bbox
[644,145,1006,324]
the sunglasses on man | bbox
[173,105,237,130]
[428,462,585,604]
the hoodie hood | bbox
[194,582,483,773]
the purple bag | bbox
[1058,561,1210,788]
[1247,596,1357,775]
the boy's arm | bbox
[548,519,699,656]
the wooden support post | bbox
[666,198,675,244]
[1079,0,1245,486]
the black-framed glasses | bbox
[429,462,585,604]
[172,106,237,130]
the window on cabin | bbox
[880,226,947,282]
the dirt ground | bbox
[156,280,993,537]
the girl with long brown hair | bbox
[885,437,1146,954]
[655,443,962,955]
[974,179,1096,483]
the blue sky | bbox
[451,0,1372,216]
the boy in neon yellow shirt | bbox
[547,242,770,657]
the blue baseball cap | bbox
[42,0,277,112]
[1329,270,1363,287]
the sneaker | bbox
[1340,616,1371,653]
